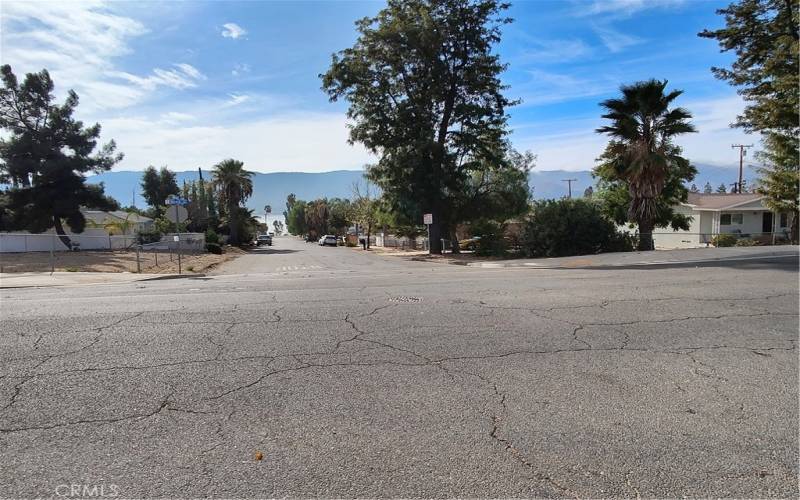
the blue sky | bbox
[1,0,755,173]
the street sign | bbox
[173,235,180,242]
[166,205,188,224]
[423,213,433,225]
[166,195,189,206]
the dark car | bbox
[255,234,273,246]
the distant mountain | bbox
[86,164,759,212]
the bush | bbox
[205,242,223,254]
[711,233,737,247]
[520,199,633,258]
[468,219,508,257]
[137,229,162,245]
[735,237,759,247]
[205,229,220,245]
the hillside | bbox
[86,164,759,213]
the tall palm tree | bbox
[596,79,696,251]
[212,159,254,245]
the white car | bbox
[318,235,338,246]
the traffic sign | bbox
[166,205,188,223]
[423,213,433,225]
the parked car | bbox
[318,235,338,246]
[255,234,273,246]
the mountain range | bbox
[86,164,760,215]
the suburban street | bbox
[1,237,798,498]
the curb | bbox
[138,273,207,281]
[462,251,799,269]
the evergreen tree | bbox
[703,182,713,194]
[0,65,123,247]
[717,183,728,193]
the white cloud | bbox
[511,95,760,171]
[221,22,247,39]
[108,63,205,91]
[101,112,373,172]
[226,93,250,106]
[231,63,251,77]
[518,38,591,63]
[592,25,643,53]
[581,0,686,17]
[1,1,202,113]
[515,69,618,106]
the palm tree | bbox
[212,159,254,245]
[596,79,696,251]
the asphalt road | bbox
[1,236,798,498]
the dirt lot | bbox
[0,247,244,274]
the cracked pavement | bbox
[1,237,798,498]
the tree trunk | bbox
[428,220,442,254]
[228,201,238,244]
[450,228,460,254]
[53,216,72,249]
[637,217,655,251]
[790,211,799,244]
[367,222,371,249]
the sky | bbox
[0,0,756,173]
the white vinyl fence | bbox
[0,231,138,253]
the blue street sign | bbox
[166,196,189,206]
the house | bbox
[81,209,154,235]
[653,193,792,249]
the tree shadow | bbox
[247,248,300,255]
[587,255,798,272]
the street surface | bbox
[1,236,798,498]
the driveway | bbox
[1,239,797,498]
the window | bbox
[780,213,788,228]
[720,213,743,225]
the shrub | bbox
[137,229,162,245]
[735,237,759,247]
[205,229,220,245]
[205,242,223,254]
[520,199,633,258]
[468,219,508,257]
[711,233,737,247]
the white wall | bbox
[0,229,137,253]
[718,210,770,237]
[653,206,703,249]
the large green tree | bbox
[595,80,697,251]
[0,65,122,247]
[140,165,179,216]
[321,0,514,254]
[212,159,253,245]
[700,0,799,241]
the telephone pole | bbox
[731,144,752,193]
[561,178,578,198]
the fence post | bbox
[154,249,158,267]
[50,234,55,274]
[136,245,141,273]
[177,235,182,275]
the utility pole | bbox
[561,178,578,199]
[731,144,753,193]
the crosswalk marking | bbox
[275,265,323,272]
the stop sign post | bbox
[423,213,433,252]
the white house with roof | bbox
[652,192,793,249]
[81,209,153,235]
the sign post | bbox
[423,213,433,252]
[166,196,189,275]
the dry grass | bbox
[0,247,245,274]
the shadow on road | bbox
[247,248,300,255]
[587,255,799,272]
